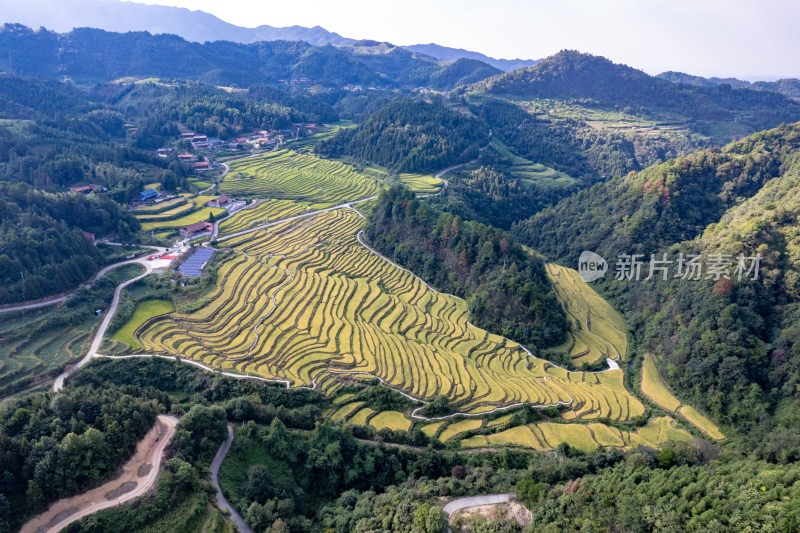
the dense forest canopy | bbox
[317,98,489,173]
[365,186,569,349]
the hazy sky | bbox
[129,0,799,79]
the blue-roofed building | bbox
[139,189,162,203]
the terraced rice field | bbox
[399,173,442,193]
[439,419,484,441]
[640,353,724,440]
[421,421,445,437]
[135,201,194,220]
[546,263,628,366]
[137,209,645,420]
[222,150,382,207]
[139,207,228,231]
[217,199,308,236]
[136,197,186,212]
[460,416,691,452]
[0,307,93,393]
[678,406,725,440]
[641,354,681,412]
[370,411,412,432]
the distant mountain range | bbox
[0,23,502,90]
[0,0,537,72]
[658,71,800,100]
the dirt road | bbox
[20,414,178,533]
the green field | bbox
[222,150,382,207]
[110,299,175,352]
[398,173,442,193]
[491,139,576,188]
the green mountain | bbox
[514,122,800,433]
[659,70,800,100]
[466,50,800,130]
[0,24,499,90]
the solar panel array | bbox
[178,248,215,277]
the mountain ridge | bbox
[0,0,533,71]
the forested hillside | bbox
[365,186,569,349]
[515,123,800,437]
[0,182,140,304]
[470,50,800,129]
[317,98,489,173]
[0,24,499,89]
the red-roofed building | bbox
[180,221,213,237]
[178,153,198,161]
[82,231,96,241]
[180,132,195,138]
[207,195,232,208]
[193,161,212,171]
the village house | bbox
[82,231,96,241]
[193,161,212,171]
[207,195,232,208]
[178,153,198,161]
[179,132,195,138]
[179,221,213,237]
[192,134,208,142]
[139,188,162,203]
[70,184,105,195]
[156,148,173,157]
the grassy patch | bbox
[111,300,175,352]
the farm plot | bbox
[221,150,382,207]
[545,263,628,366]
[138,209,644,420]
[399,173,442,194]
[217,199,307,236]
[111,300,175,352]
[641,353,724,440]
[461,416,691,452]
[139,207,227,231]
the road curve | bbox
[443,493,511,517]
[211,425,252,533]
[0,248,164,315]
[53,259,153,392]
[20,415,178,533]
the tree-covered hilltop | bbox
[0,385,163,531]
[514,123,800,264]
[468,50,800,130]
[317,98,489,173]
[0,181,140,304]
[0,24,501,90]
[513,123,800,436]
[365,186,569,350]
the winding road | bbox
[210,426,252,533]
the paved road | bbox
[53,258,154,392]
[0,248,164,315]
[211,425,252,533]
[443,493,511,516]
